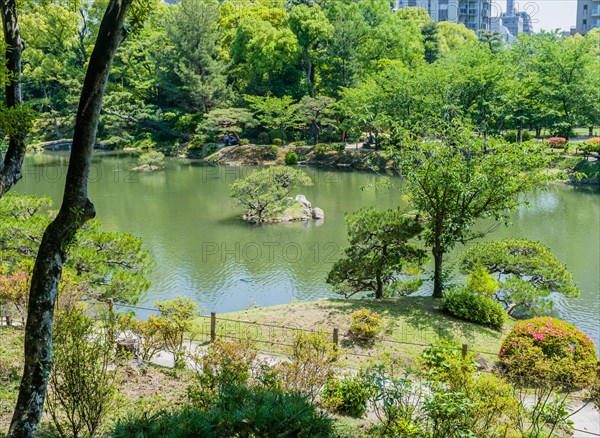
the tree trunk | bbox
[589,127,594,137]
[8,0,132,436]
[0,0,26,197]
[432,246,443,298]
[375,272,383,299]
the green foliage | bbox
[272,138,283,146]
[188,339,257,409]
[245,94,300,141]
[230,166,312,222]
[580,137,600,156]
[0,194,151,303]
[461,239,580,317]
[361,365,424,436]
[275,330,338,402]
[499,317,598,388]
[137,150,165,168]
[148,296,200,368]
[503,130,532,143]
[114,385,334,438]
[395,134,549,298]
[46,306,122,438]
[257,132,270,145]
[263,145,279,160]
[322,374,372,418]
[327,208,426,299]
[423,385,475,438]
[203,143,219,157]
[442,288,507,330]
[285,150,299,165]
[465,264,499,296]
[165,0,230,114]
[349,308,383,340]
[200,108,256,137]
[421,340,478,390]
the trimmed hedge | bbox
[442,288,507,330]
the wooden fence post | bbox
[333,327,339,348]
[210,312,216,343]
[462,343,468,359]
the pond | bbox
[14,151,600,346]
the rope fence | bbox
[91,300,502,363]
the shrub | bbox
[148,296,200,368]
[285,150,299,165]
[421,340,478,390]
[47,307,122,438]
[275,331,338,402]
[272,138,283,146]
[504,131,532,143]
[239,138,250,145]
[334,142,346,152]
[362,365,424,435]
[115,385,334,438]
[350,308,383,340]
[499,317,598,388]
[263,145,279,160]
[581,137,600,157]
[204,143,219,157]
[312,143,333,159]
[257,132,270,145]
[322,375,372,418]
[0,266,29,326]
[423,385,475,437]
[546,137,567,149]
[466,373,521,437]
[188,339,257,409]
[442,287,507,330]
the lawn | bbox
[193,297,514,368]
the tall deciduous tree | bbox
[394,130,548,298]
[8,0,148,434]
[288,3,332,96]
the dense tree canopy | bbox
[5,1,596,148]
[393,130,549,298]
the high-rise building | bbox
[500,0,534,37]
[575,0,600,34]
[394,0,491,32]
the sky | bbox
[498,0,577,32]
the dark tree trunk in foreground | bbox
[432,246,443,299]
[0,0,26,197]
[8,0,133,435]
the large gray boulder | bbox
[295,194,312,209]
[312,207,325,220]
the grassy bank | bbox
[201,297,513,367]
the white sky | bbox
[496,0,577,32]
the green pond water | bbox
[14,151,600,346]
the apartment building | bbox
[394,0,492,32]
[575,0,600,34]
